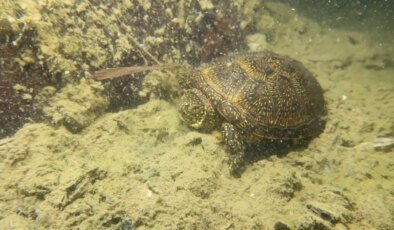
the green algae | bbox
[0,1,393,229]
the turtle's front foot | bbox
[222,123,246,177]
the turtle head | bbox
[179,89,219,131]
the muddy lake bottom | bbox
[0,1,393,229]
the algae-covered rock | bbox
[0,0,257,136]
[269,171,303,201]
[44,79,108,132]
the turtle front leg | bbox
[222,123,246,177]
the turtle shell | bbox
[189,51,327,139]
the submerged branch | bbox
[90,63,181,80]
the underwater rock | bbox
[373,137,394,152]
[0,123,74,166]
[47,167,107,211]
[99,211,134,229]
[295,215,330,230]
[0,0,253,136]
[304,187,353,227]
[268,171,303,201]
[138,70,181,101]
[188,177,218,199]
[44,79,108,133]
[246,33,269,51]
[273,221,291,230]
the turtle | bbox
[91,50,327,176]
[178,51,327,176]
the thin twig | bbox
[129,35,162,65]
[90,63,181,80]
[128,35,177,78]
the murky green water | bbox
[0,1,393,229]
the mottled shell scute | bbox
[190,51,326,139]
